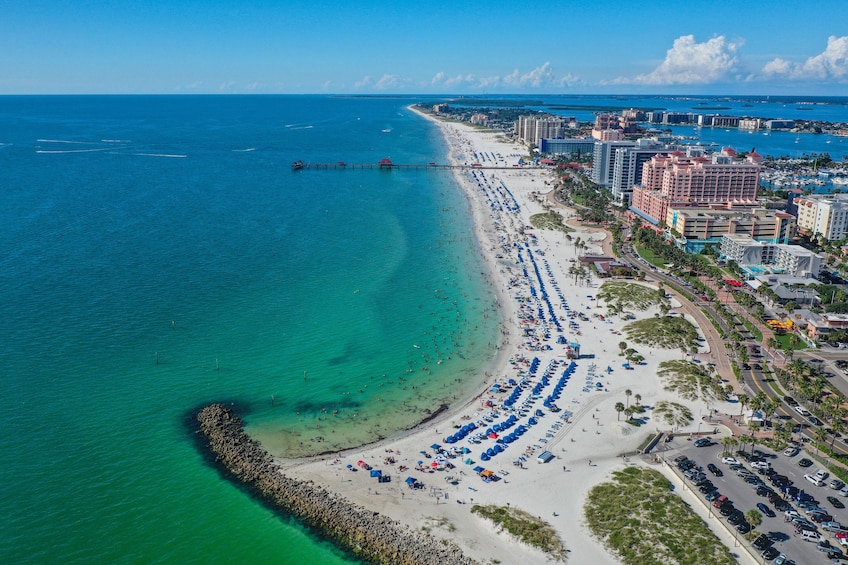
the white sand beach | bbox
[280,111,745,564]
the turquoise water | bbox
[0,96,499,563]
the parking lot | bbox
[669,439,848,563]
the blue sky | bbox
[2,0,847,95]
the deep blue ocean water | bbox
[0,95,499,564]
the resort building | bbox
[795,194,848,241]
[515,116,573,146]
[610,138,668,205]
[591,140,637,188]
[665,207,795,252]
[539,138,596,158]
[630,147,762,225]
[719,234,824,278]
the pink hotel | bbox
[630,148,763,225]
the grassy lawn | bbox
[634,244,667,268]
[585,467,736,565]
[471,504,567,561]
[773,333,807,351]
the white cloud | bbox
[359,63,582,91]
[630,35,741,85]
[354,76,373,88]
[761,36,848,81]
[218,81,235,91]
[322,80,332,90]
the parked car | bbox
[784,396,799,406]
[783,446,799,457]
[831,479,846,490]
[773,499,791,511]
[795,406,812,417]
[753,534,773,550]
[822,521,844,532]
[693,437,712,447]
[806,474,826,487]
[761,546,779,560]
[735,520,751,534]
[757,502,776,518]
[799,458,814,468]
[720,503,736,516]
[728,509,745,525]
[722,456,739,465]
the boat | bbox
[291,160,304,170]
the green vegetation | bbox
[653,401,694,428]
[634,244,667,269]
[656,360,726,403]
[471,504,567,561]
[623,316,700,352]
[584,467,736,565]
[529,210,575,233]
[597,282,670,318]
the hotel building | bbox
[795,194,848,241]
[630,148,762,225]
[666,207,795,252]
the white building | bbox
[795,194,848,241]
[720,234,823,278]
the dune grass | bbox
[471,504,567,561]
[585,467,735,565]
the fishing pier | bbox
[291,158,541,171]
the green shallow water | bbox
[0,95,498,564]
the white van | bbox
[536,450,554,464]
[801,529,822,542]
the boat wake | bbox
[36,148,111,154]
[233,148,256,152]
[132,153,187,158]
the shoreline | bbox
[228,107,741,564]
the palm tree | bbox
[746,509,763,527]
[623,406,635,422]
[737,394,749,417]
[614,402,625,421]
[830,420,845,451]
[625,389,632,408]
[634,393,642,406]
[814,427,828,456]
[720,436,737,456]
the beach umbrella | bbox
[480,453,490,461]
[488,432,498,439]
[406,477,418,485]
[431,461,439,468]
[417,461,423,466]
[461,447,470,454]
[430,444,442,451]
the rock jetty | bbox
[196,403,478,565]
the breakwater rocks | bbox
[196,403,478,565]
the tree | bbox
[634,393,642,406]
[746,509,763,527]
[625,389,632,408]
[614,402,625,421]
[721,436,738,456]
[814,427,828,456]
[737,393,749,417]
[624,406,635,421]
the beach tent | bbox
[357,460,367,468]
[405,477,418,486]
[370,469,382,478]
[464,457,474,465]
[473,466,485,474]
[430,444,442,451]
